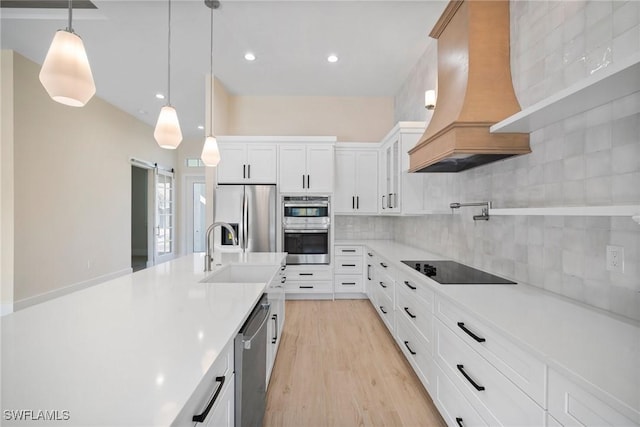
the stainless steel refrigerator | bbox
[213,185,277,253]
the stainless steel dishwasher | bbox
[235,294,270,427]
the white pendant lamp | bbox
[201,0,221,167]
[155,0,183,149]
[39,0,95,107]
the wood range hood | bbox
[409,0,530,173]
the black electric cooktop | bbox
[401,260,516,285]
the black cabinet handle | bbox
[247,164,251,179]
[299,273,313,276]
[457,322,486,343]
[192,375,226,422]
[280,277,286,284]
[302,174,305,189]
[382,195,386,209]
[342,282,356,286]
[367,252,373,257]
[272,314,278,344]
[352,196,355,209]
[367,264,371,280]
[379,306,387,314]
[403,307,416,319]
[356,196,359,209]
[379,281,387,289]
[299,285,314,289]
[342,249,356,253]
[404,280,416,290]
[457,364,485,391]
[456,418,464,427]
[341,264,356,267]
[403,341,417,355]
[388,193,392,208]
[280,265,286,271]
[307,175,310,189]
[243,164,246,179]
[380,262,387,268]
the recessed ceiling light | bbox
[155,93,165,100]
[197,125,204,130]
[327,54,338,63]
[244,52,256,61]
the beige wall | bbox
[227,96,394,142]
[11,52,177,303]
[1,50,15,314]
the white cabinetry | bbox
[334,146,379,214]
[216,142,277,184]
[282,265,333,296]
[334,245,365,295]
[278,144,334,193]
[378,122,427,215]
[267,265,286,387]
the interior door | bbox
[154,168,175,264]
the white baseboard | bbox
[1,303,14,316]
[13,268,133,311]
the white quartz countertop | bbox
[1,252,287,426]
[336,240,640,415]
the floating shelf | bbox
[489,205,640,220]
[490,52,640,134]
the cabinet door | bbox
[278,145,307,192]
[246,144,277,184]
[217,144,247,184]
[306,145,334,193]
[203,377,234,427]
[354,151,378,214]
[334,150,356,213]
[388,139,401,213]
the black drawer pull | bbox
[280,277,286,284]
[299,285,314,289]
[379,281,387,289]
[272,314,278,344]
[380,262,388,268]
[457,322,486,343]
[341,264,356,267]
[403,307,416,319]
[457,364,485,391]
[342,282,356,286]
[341,249,356,253]
[192,375,226,422]
[379,306,387,314]
[404,280,416,290]
[456,418,464,427]
[367,252,373,257]
[280,265,286,271]
[403,341,417,355]
[299,273,314,276]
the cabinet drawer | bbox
[334,275,364,293]
[284,281,333,293]
[395,313,433,390]
[433,363,490,427]
[396,288,433,349]
[335,245,363,256]
[435,319,544,426]
[285,268,332,281]
[335,256,364,275]
[435,297,546,407]
[375,272,394,303]
[396,272,434,311]
[172,340,234,426]
[548,368,640,427]
[373,287,394,334]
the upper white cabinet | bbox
[217,142,277,184]
[379,122,428,215]
[334,145,379,214]
[278,144,334,193]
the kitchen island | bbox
[1,252,287,426]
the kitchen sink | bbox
[201,264,280,284]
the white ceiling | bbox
[1,0,447,139]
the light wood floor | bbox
[264,300,447,427]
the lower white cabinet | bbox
[267,267,286,387]
[395,312,433,390]
[283,265,333,295]
[200,377,234,427]
[547,369,640,427]
[334,245,365,294]
[433,363,490,427]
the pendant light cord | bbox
[67,0,73,32]
[167,0,172,105]
[209,2,214,136]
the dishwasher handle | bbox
[243,303,271,350]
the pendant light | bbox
[201,0,221,167]
[39,0,95,107]
[154,0,183,149]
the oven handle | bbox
[283,203,329,208]
[284,229,329,234]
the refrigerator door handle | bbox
[243,191,249,251]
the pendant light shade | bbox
[154,105,183,149]
[39,2,95,107]
[201,135,220,166]
[155,0,182,149]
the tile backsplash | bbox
[386,0,640,321]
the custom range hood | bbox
[409,0,530,173]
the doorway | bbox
[131,165,149,272]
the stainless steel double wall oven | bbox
[281,196,330,265]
